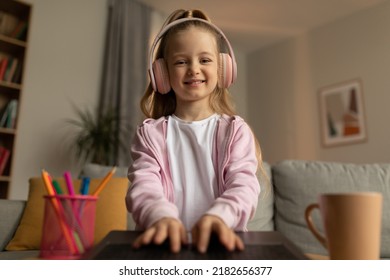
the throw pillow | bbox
[6,176,129,251]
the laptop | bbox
[83,231,308,260]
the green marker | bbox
[52,180,63,194]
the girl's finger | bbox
[133,227,156,248]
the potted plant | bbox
[66,105,126,166]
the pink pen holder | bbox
[39,195,97,259]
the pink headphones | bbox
[148,17,237,94]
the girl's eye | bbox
[174,60,187,65]
[200,58,211,64]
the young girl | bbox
[126,9,263,253]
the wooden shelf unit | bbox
[0,0,31,198]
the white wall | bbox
[230,51,248,120]
[248,1,390,164]
[10,0,108,199]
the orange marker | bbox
[92,167,117,196]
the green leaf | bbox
[65,104,127,166]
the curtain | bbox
[99,0,151,166]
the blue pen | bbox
[80,177,90,195]
[79,177,90,218]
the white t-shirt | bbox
[167,114,219,229]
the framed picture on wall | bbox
[318,78,367,147]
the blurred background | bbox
[7,0,390,199]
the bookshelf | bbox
[0,0,31,198]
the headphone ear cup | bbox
[218,53,234,88]
[152,58,171,94]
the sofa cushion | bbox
[5,177,129,251]
[0,199,26,251]
[272,160,390,258]
[247,161,274,231]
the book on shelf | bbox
[0,101,9,126]
[0,54,19,83]
[7,99,17,128]
[10,20,28,40]
[4,57,18,82]
[0,146,10,175]
[0,99,18,128]
[11,60,22,84]
[0,56,8,80]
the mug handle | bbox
[305,203,327,249]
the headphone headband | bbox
[148,17,237,92]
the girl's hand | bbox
[191,214,245,253]
[132,217,188,253]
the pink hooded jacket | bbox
[126,114,260,231]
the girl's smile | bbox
[184,79,206,86]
